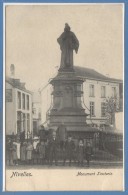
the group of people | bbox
[6,131,93,167]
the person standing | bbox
[38,140,46,165]
[32,137,40,164]
[20,142,27,164]
[85,142,93,167]
[13,138,21,164]
[48,131,59,166]
[77,139,85,167]
[63,135,75,166]
[26,141,33,165]
[12,141,18,165]
[56,124,67,150]
[6,138,13,166]
[45,139,50,165]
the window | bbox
[101,102,106,117]
[23,113,26,132]
[6,89,12,102]
[22,93,25,109]
[17,91,21,109]
[27,95,29,110]
[90,101,95,116]
[101,86,106,98]
[17,111,22,134]
[27,113,30,132]
[112,87,116,98]
[89,84,95,97]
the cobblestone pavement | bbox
[6,161,123,169]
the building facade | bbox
[32,91,41,136]
[75,66,123,127]
[40,66,123,129]
[5,77,33,139]
[83,79,119,125]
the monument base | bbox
[47,70,89,132]
[48,108,88,131]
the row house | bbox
[5,73,33,139]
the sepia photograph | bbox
[4,3,124,191]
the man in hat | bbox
[85,142,93,167]
[63,135,75,166]
[48,131,59,166]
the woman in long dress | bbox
[20,142,27,164]
[26,141,33,165]
[12,142,18,165]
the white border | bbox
[123,3,125,191]
[3,2,125,191]
[3,3,5,191]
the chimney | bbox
[10,64,15,78]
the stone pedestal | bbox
[47,71,88,132]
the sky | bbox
[5,4,123,91]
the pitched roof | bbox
[6,77,32,94]
[74,66,123,83]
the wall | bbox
[83,79,119,125]
[32,102,41,120]
[5,82,16,135]
[15,88,33,138]
[5,81,33,137]
[32,102,41,134]
[40,84,53,124]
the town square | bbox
[5,4,123,170]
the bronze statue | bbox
[57,23,79,70]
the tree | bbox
[105,95,119,128]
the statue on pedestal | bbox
[49,24,88,132]
[57,23,79,71]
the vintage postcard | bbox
[4,3,124,191]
